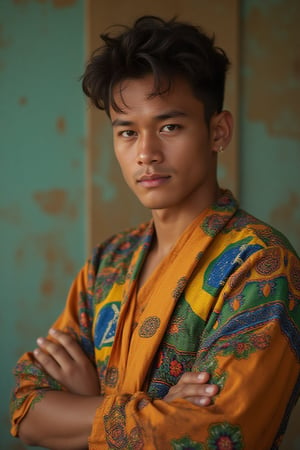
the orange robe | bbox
[10,190,300,449]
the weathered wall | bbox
[240,0,300,253]
[1,1,299,449]
[0,1,85,448]
[240,1,300,448]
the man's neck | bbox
[151,184,221,259]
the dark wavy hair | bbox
[82,15,230,122]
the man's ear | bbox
[210,110,233,153]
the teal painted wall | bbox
[0,1,85,448]
[240,1,300,448]
[240,0,300,255]
[1,1,299,449]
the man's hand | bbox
[163,371,218,406]
[33,328,100,396]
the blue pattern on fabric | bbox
[202,302,300,360]
[94,302,121,349]
[206,242,262,289]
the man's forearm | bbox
[18,391,103,450]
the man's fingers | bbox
[32,329,101,396]
[35,336,73,368]
[179,371,210,384]
[185,396,211,406]
[33,347,61,377]
[48,328,85,362]
[164,372,219,404]
[175,383,218,399]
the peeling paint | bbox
[56,116,66,134]
[33,189,78,219]
[37,233,75,274]
[244,1,300,139]
[1,2,85,447]
[33,188,68,215]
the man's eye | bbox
[161,124,180,132]
[120,130,136,137]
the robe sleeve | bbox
[88,247,300,450]
[10,259,96,437]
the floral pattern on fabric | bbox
[206,422,244,449]
[171,435,204,449]
[138,316,160,338]
[92,224,152,305]
[170,422,244,450]
[10,358,63,420]
[103,395,143,450]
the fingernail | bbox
[205,386,215,394]
[198,397,209,406]
[49,328,56,335]
[33,348,40,356]
[36,337,44,345]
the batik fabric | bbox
[10,190,300,449]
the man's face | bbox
[110,75,219,215]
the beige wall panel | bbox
[86,0,239,249]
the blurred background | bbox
[1,0,299,448]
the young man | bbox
[11,16,300,449]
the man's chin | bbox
[139,200,167,211]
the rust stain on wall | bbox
[34,188,79,219]
[18,96,28,106]
[34,232,75,305]
[40,234,75,273]
[40,278,55,295]
[33,189,67,215]
[245,2,300,139]
[56,116,66,134]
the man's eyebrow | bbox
[111,119,133,127]
[155,110,187,121]
[111,110,187,127]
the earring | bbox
[217,145,224,153]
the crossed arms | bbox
[12,246,300,449]
[18,329,218,449]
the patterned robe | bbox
[10,190,300,449]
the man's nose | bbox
[136,133,163,165]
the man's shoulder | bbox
[90,221,152,267]
[225,208,297,255]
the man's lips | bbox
[137,174,170,181]
[136,173,171,187]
